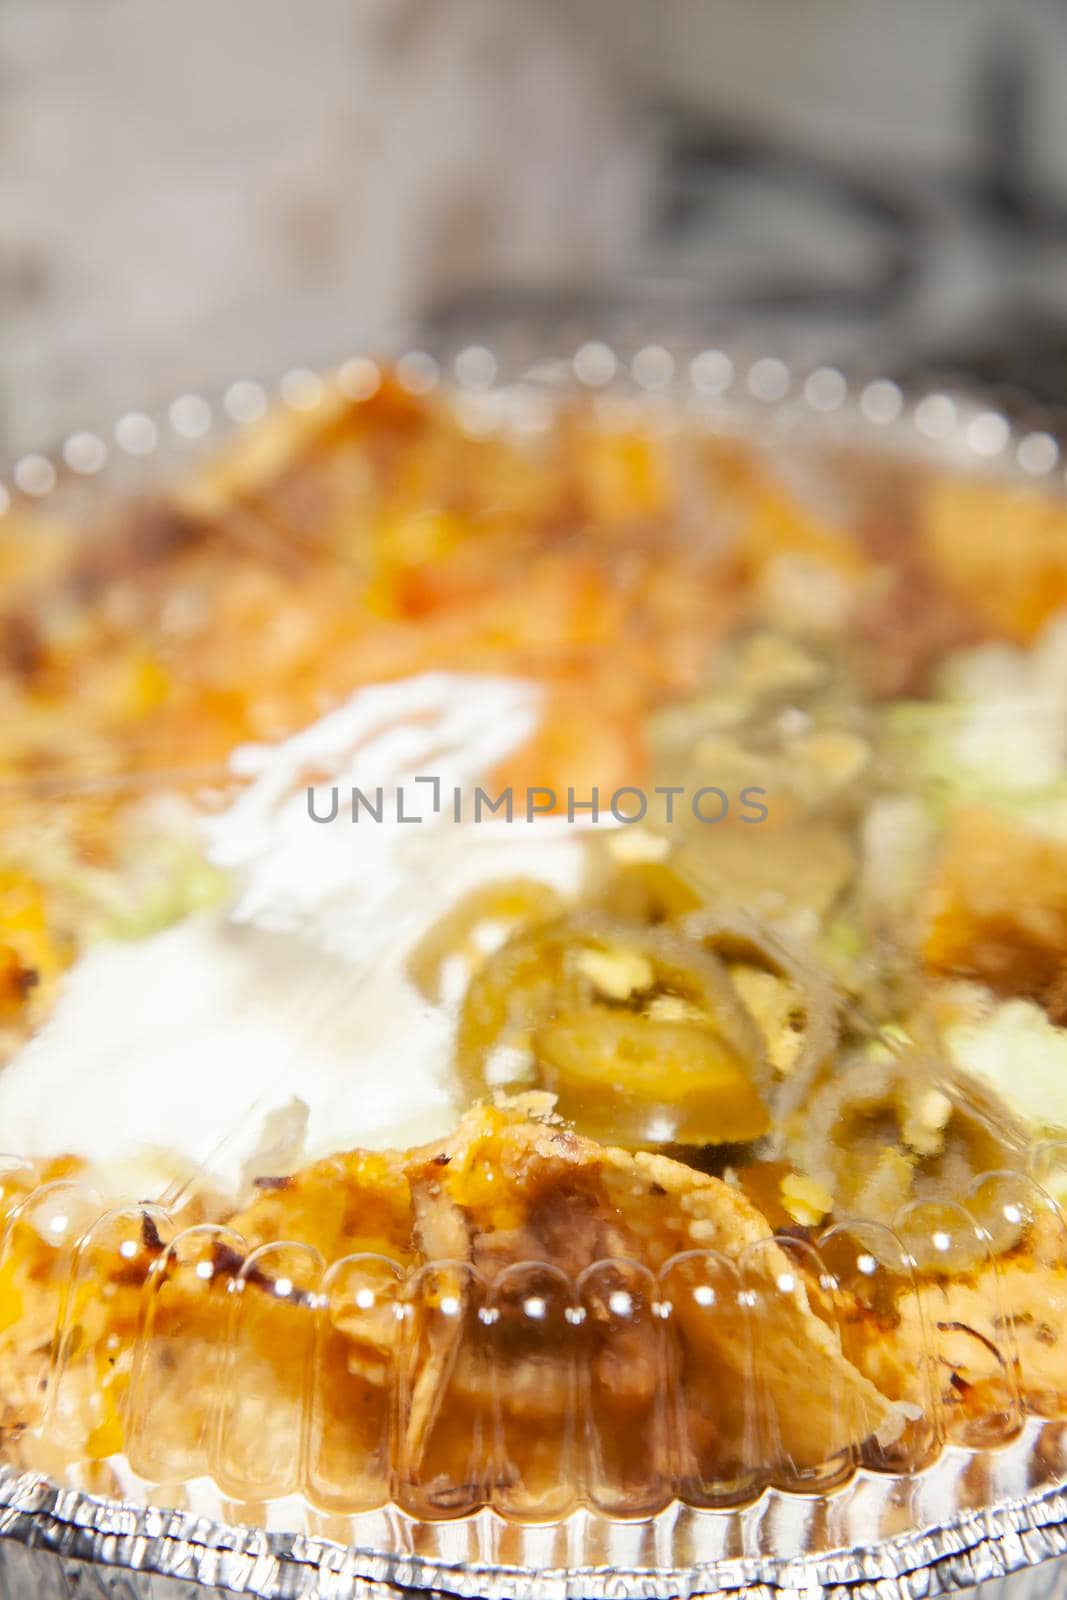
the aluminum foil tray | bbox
[1,342,1066,1598]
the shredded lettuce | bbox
[53,839,229,943]
[102,843,229,940]
[945,995,1067,1133]
[884,609,1067,836]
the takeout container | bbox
[2,342,1067,1597]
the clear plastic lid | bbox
[1,350,1067,1549]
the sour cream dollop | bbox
[0,674,589,1199]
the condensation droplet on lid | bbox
[454,393,499,440]
[967,411,1010,458]
[509,387,553,437]
[169,394,212,439]
[337,357,380,402]
[861,379,903,424]
[690,349,733,396]
[631,344,674,390]
[1017,431,1059,476]
[804,368,846,412]
[14,454,57,496]
[453,345,496,391]
[748,357,790,402]
[396,351,439,395]
[224,380,267,424]
[914,393,957,439]
[573,341,616,387]
[115,413,159,456]
[280,368,324,411]
[63,432,107,474]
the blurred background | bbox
[3,0,1067,455]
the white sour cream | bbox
[0,674,589,1199]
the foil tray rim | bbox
[3,1467,1067,1600]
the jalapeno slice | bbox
[407,877,565,1005]
[534,1008,769,1146]
[455,911,769,1146]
